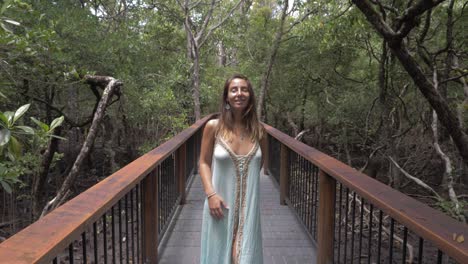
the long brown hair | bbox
[215,74,264,141]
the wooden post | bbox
[142,170,159,264]
[317,169,336,264]
[177,143,187,205]
[279,144,289,205]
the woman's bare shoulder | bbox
[203,119,219,137]
[206,118,219,128]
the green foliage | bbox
[0,0,30,33]
[436,199,468,221]
[0,163,21,193]
[0,103,64,193]
[137,141,159,156]
[0,104,34,161]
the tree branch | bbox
[395,0,445,39]
[284,6,317,35]
[388,156,442,199]
[41,76,122,215]
[369,0,399,14]
[439,71,468,85]
[195,0,216,42]
[198,0,244,48]
[351,0,397,41]
[418,9,432,43]
[286,112,299,136]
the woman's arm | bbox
[199,119,217,196]
[199,119,228,219]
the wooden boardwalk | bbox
[159,172,317,264]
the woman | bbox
[199,74,267,264]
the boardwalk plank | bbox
[159,172,317,264]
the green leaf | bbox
[0,128,11,146]
[4,111,14,126]
[6,151,15,161]
[4,19,20,26]
[49,116,64,131]
[0,164,6,175]
[0,112,8,126]
[0,22,13,33]
[0,0,13,15]
[31,117,49,131]
[0,91,6,99]
[8,175,21,183]
[0,180,12,194]
[13,104,30,124]
[15,125,35,135]
[8,136,21,159]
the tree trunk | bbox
[192,46,201,120]
[300,88,307,132]
[391,43,468,166]
[217,42,227,67]
[454,55,468,183]
[31,127,62,220]
[184,19,201,120]
[377,40,400,188]
[41,76,122,216]
[441,0,455,100]
[352,0,468,167]
[179,0,244,120]
[257,0,289,121]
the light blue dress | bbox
[200,136,263,264]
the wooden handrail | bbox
[263,123,468,263]
[0,114,216,263]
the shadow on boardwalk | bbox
[159,172,317,264]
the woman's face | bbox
[226,78,250,111]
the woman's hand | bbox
[208,194,229,220]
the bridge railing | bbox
[1,115,466,263]
[0,114,213,264]
[264,123,467,264]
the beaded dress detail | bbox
[200,136,263,264]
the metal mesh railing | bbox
[264,123,467,264]
[0,114,214,264]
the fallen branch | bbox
[359,145,383,172]
[40,76,122,217]
[286,112,299,136]
[295,129,309,142]
[387,156,442,200]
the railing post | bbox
[142,170,159,264]
[317,169,336,264]
[280,144,289,205]
[177,143,187,205]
